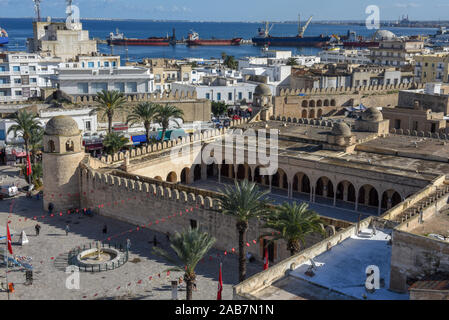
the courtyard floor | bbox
[0,167,263,300]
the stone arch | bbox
[315,177,334,199]
[65,139,74,152]
[309,109,315,119]
[330,99,336,107]
[271,168,288,189]
[193,164,202,182]
[254,166,269,185]
[166,171,177,183]
[324,99,330,106]
[154,176,163,181]
[236,164,247,180]
[292,172,311,194]
[358,184,379,207]
[207,163,217,178]
[317,109,323,118]
[302,100,308,108]
[317,100,323,107]
[381,189,402,209]
[301,109,308,118]
[336,181,356,202]
[48,140,56,153]
[180,167,190,184]
[309,100,316,108]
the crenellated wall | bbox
[78,162,331,262]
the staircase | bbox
[393,184,449,224]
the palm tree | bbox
[218,180,273,282]
[91,90,127,133]
[126,102,159,144]
[153,228,216,300]
[286,57,298,66]
[102,132,129,155]
[7,110,42,185]
[155,104,184,142]
[261,202,324,256]
[29,126,44,164]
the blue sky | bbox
[1,0,448,21]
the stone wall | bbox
[233,216,374,299]
[78,163,333,263]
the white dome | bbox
[374,30,397,41]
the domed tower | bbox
[42,116,85,212]
[326,122,356,152]
[355,107,389,135]
[253,83,273,120]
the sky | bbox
[1,0,449,21]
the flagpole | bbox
[5,222,9,300]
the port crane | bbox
[298,15,313,38]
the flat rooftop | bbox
[409,207,449,239]
[266,228,409,300]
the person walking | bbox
[153,235,158,247]
[102,224,107,234]
[48,202,54,214]
[35,224,41,236]
[65,224,69,236]
[166,232,170,242]
[126,238,131,251]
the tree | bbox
[223,55,238,70]
[155,104,184,142]
[218,180,273,282]
[7,110,42,185]
[261,202,324,256]
[29,126,44,164]
[21,162,43,188]
[153,228,216,300]
[126,102,159,144]
[211,101,228,117]
[286,57,298,66]
[102,132,129,155]
[91,90,127,133]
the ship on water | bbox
[0,27,8,46]
[252,15,331,48]
[186,31,242,46]
[342,30,379,48]
[107,28,170,46]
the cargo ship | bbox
[186,31,242,46]
[107,29,170,46]
[252,16,331,48]
[0,27,8,46]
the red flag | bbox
[217,263,223,300]
[26,153,32,177]
[263,247,269,270]
[7,223,13,255]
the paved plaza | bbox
[0,168,263,300]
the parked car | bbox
[0,185,19,199]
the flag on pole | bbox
[7,223,13,255]
[217,263,223,300]
[26,153,32,177]
[263,247,269,270]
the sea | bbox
[0,17,439,63]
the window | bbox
[77,83,88,94]
[29,66,36,72]
[92,82,108,93]
[394,119,401,129]
[413,121,418,131]
[14,78,21,84]
[13,66,20,72]
[85,121,91,131]
[15,90,22,96]
[112,61,117,67]
[248,92,252,100]
[82,62,85,68]
[217,92,221,101]
[228,92,232,101]
[126,82,137,93]
[114,82,125,92]
[238,92,242,100]
[97,62,101,68]
[0,66,5,71]
[30,78,37,83]
[104,61,109,67]
[205,93,210,100]
[87,62,94,68]
[65,140,74,152]
[48,140,55,153]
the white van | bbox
[0,185,19,198]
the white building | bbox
[0,52,60,102]
[53,65,154,97]
[318,48,371,65]
[172,80,270,105]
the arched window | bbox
[66,140,74,152]
[48,140,55,153]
